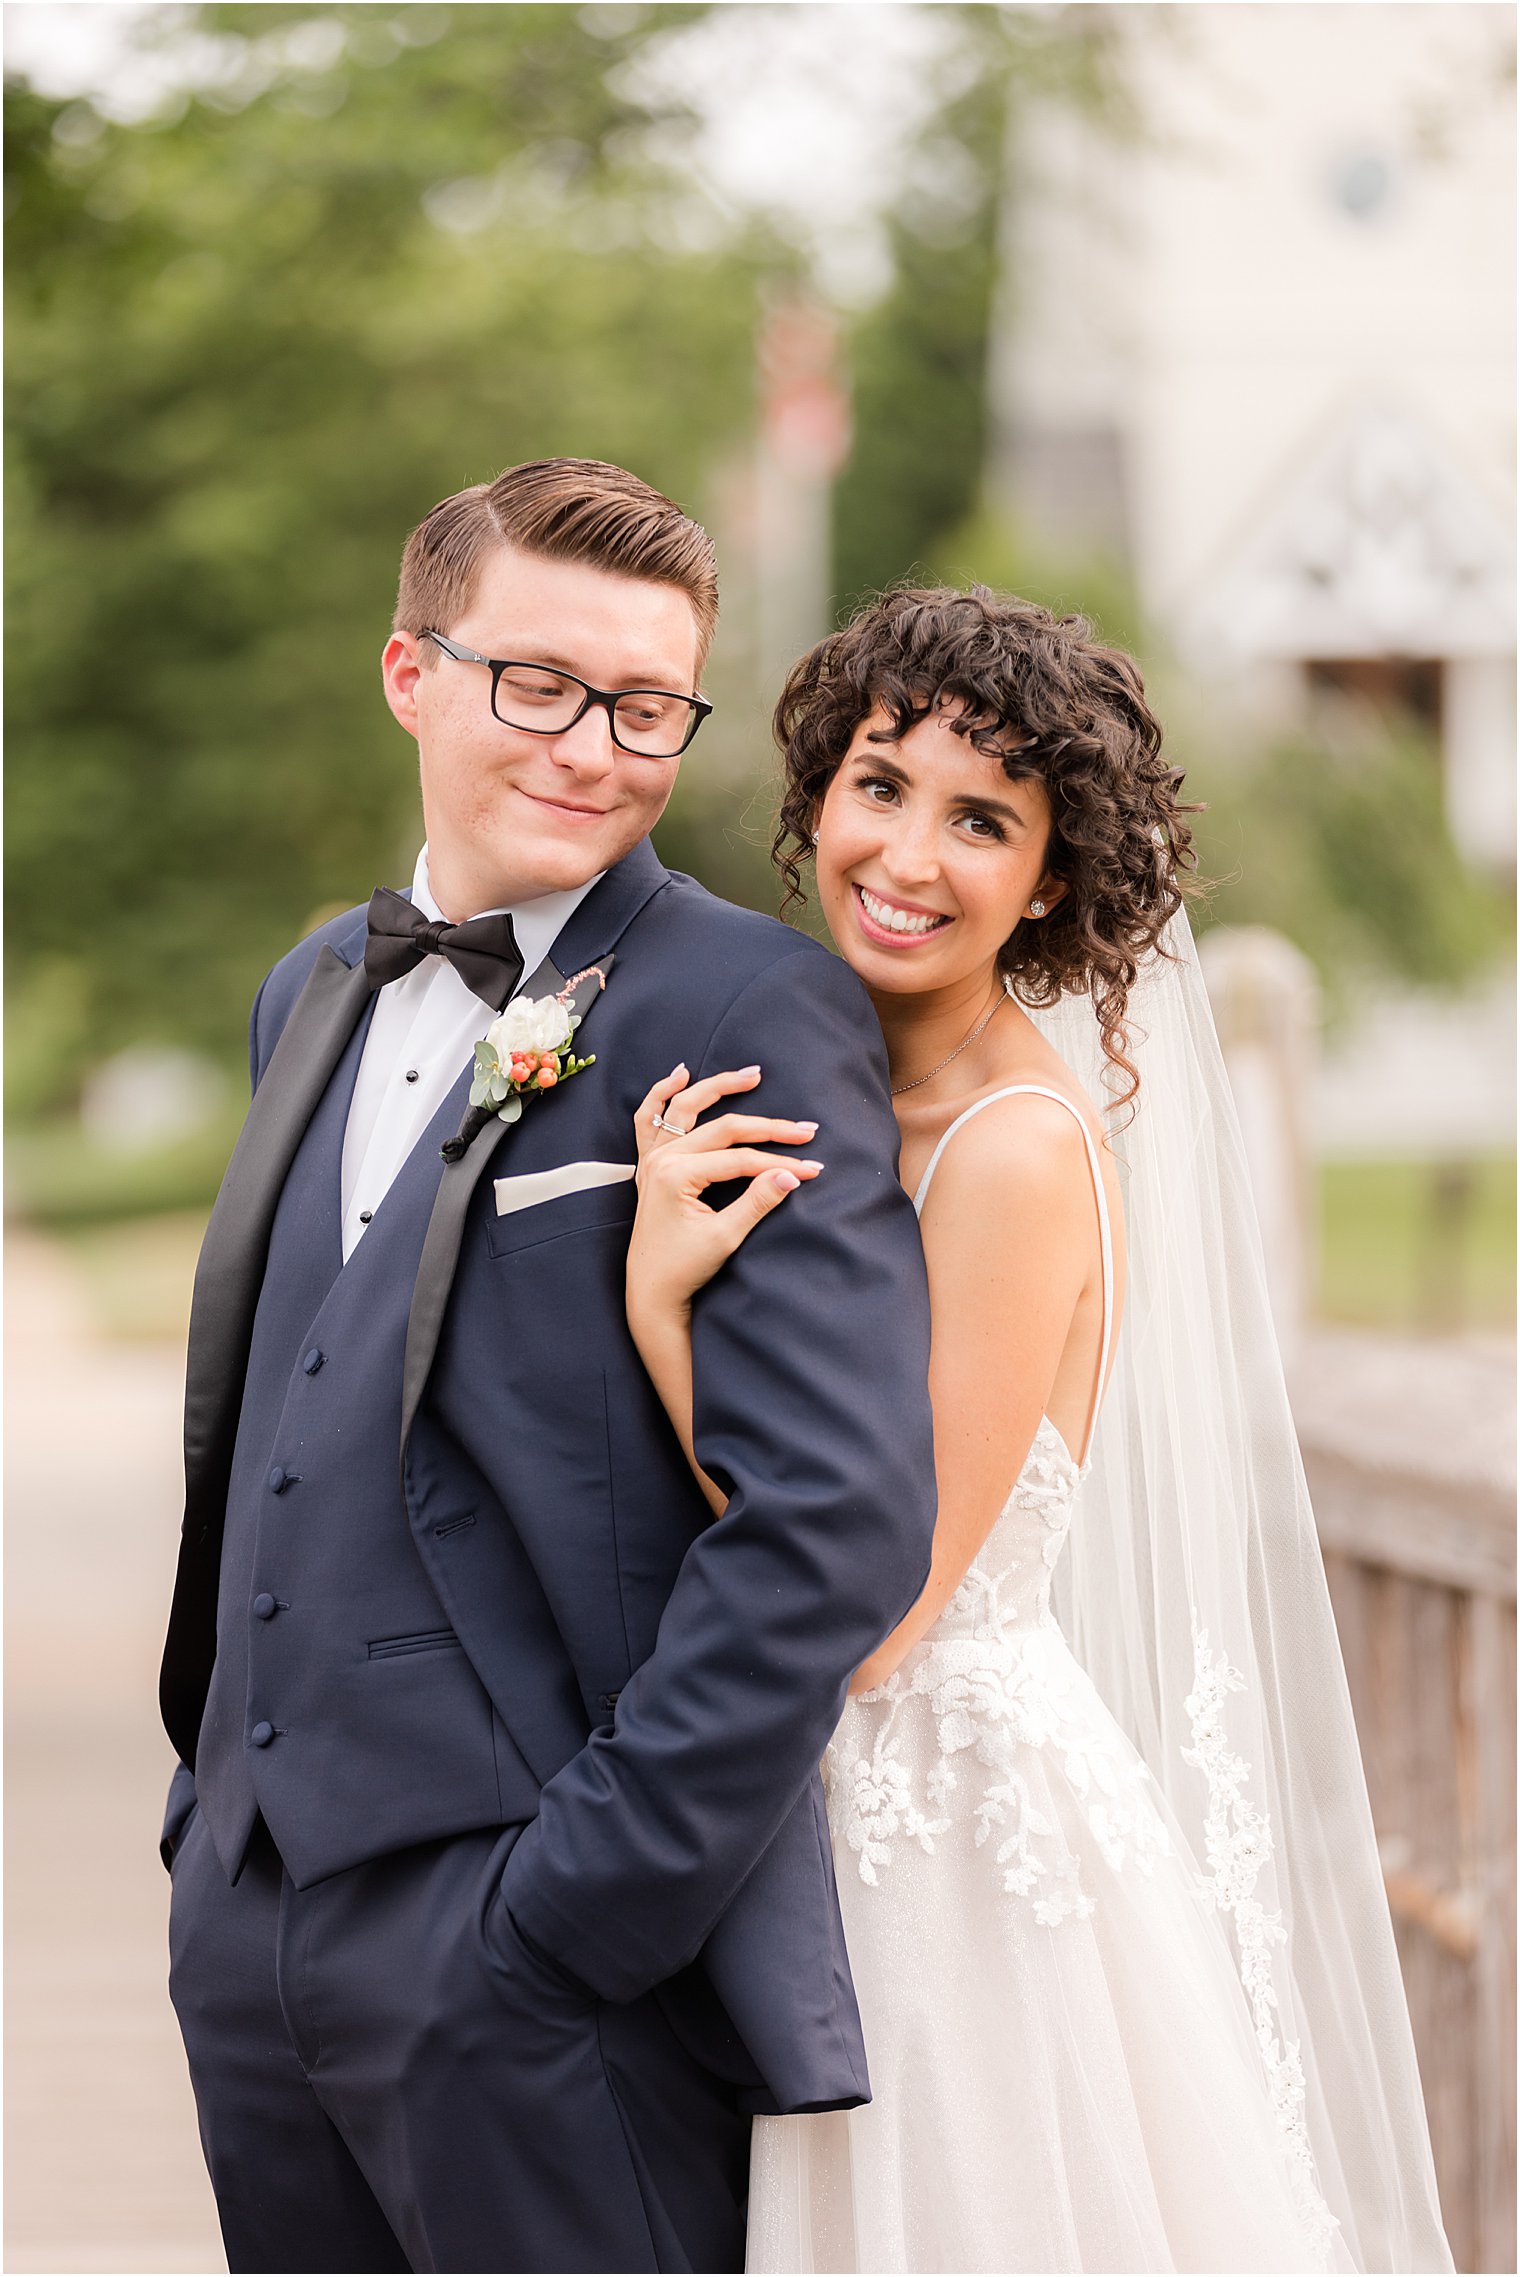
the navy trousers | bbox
[168,1813,750,2274]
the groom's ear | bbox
[381,633,424,741]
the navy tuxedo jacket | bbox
[159,837,937,2113]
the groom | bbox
[158,457,937,2273]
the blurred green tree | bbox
[6,3,771,1114]
[1184,716,1514,1015]
[831,5,1126,615]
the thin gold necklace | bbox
[890,989,1008,1096]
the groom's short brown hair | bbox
[394,458,719,673]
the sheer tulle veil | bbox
[1025,907,1452,2273]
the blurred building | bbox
[989,1,1515,876]
[987,2,1516,1164]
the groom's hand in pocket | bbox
[484,1886,599,2012]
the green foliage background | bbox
[7,0,1511,1147]
[829,7,1123,613]
[6,3,773,1114]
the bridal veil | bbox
[1027,908,1452,2273]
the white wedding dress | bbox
[747,1085,1345,2276]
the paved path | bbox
[5,1228,223,2273]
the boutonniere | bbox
[440,967,607,1163]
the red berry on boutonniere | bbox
[462,967,607,1132]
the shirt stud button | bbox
[302,1348,325,1376]
[252,1593,277,1620]
[405,1069,420,1083]
[249,1721,276,1748]
[358,1209,373,1225]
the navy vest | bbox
[195,1011,538,1886]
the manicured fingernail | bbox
[773,1171,800,1192]
[739,1064,761,1077]
[670,1062,687,1077]
[799,1160,824,1172]
[794,1121,818,1135]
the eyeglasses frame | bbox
[420,631,712,758]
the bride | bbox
[623,586,1452,2273]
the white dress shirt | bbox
[339,845,602,1260]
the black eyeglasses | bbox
[422,632,712,759]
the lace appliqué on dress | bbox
[837,1745,951,1883]
[1184,1618,1341,2263]
[833,1634,1172,1925]
[830,1422,1171,1926]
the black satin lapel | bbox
[183,947,374,1514]
[400,952,614,1455]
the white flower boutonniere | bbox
[469,966,606,1129]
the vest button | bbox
[249,1721,276,1748]
[252,1593,277,1620]
[268,1465,289,1494]
[302,1347,325,1376]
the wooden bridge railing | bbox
[1293,1330,1516,2277]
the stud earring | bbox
[1029,899,1046,918]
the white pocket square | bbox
[493,1160,637,1217]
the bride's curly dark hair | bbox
[771,585,1199,1107]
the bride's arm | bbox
[626,1295,725,1518]
[849,1094,1097,1691]
[627,1074,1102,1690]
[625,1065,824,1518]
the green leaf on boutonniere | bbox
[498,1096,523,1125]
[468,1076,491,1108]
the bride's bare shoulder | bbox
[918,1079,1096,1228]
[939,1012,1105,1155]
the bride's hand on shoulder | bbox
[626,1064,824,1325]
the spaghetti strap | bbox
[912,1084,1116,1464]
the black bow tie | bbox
[363,887,524,1011]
